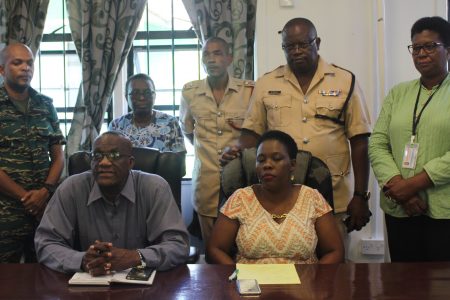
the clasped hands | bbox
[21,188,49,217]
[383,175,427,216]
[81,240,138,276]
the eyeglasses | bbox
[282,37,317,52]
[128,89,155,99]
[91,151,130,162]
[407,42,445,55]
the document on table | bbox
[68,268,156,286]
[236,264,301,284]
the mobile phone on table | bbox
[236,279,261,295]
[126,267,154,281]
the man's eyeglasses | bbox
[128,89,155,99]
[407,42,445,55]
[282,37,317,52]
[91,151,130,162]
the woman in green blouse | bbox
[369,16,450,262]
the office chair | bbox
[68,147,200,263]
[220,147,334,210]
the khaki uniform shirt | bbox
[180,76,254,217]
[242,57,371,213]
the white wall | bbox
[245,0,446,262]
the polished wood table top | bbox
[1,262,450,299]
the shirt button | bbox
[302,117,307,123]
[303,97,308,104]
[217,130,223,135]
[303,138,309,144]
[217,112,222,117]
[217,149,222,154]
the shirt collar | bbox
[276,57,336,90]
[0,85,39,104]
[87,171,136,205]
[195,74,239,97]
[276,56,333,77]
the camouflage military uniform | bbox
[0,85,65,262]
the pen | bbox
[228,269,239,281]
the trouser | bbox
[0,199,36,263]
[197,213,216,247]
[385,214,450,262]
[334,212,350,260]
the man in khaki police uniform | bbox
[223,18,372,241]
[180,37,254,245]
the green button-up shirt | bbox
[369,76,450,218]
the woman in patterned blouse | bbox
[207,130,343,264]
[108,73,186,153]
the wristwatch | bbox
[136,250,146,269]
[43,183,57,194]
[354,191,371,201]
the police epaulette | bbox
[243,80,255,86]
[183,81,199,89]
[331,64,354,77]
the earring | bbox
[290,174,295,183]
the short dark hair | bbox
[279,17,317,37]
[95,131,132,152]
[203,37,230,55]
[411,16,450,46]
[125,73,155,95]
[256,130,298,160]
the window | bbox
[34,0,203,178]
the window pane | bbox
[138,0,192,31]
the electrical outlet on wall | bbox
[361,239,385,255]
[279,0,294,7]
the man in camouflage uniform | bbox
[0,43,65,263]
[180,37,254,246]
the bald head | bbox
[0,43,34,94]
[0,43,34,65]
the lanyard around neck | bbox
[411,78,445,139]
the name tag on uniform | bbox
[268,90,281,95]
[318,89,341,96]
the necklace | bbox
[271,213,288,220]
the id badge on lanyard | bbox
[403,79,445,169]
[402,135,419,169]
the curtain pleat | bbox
[65,0,147,155]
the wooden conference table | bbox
[1,262,450,299]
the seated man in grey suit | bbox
[35,131,189,275]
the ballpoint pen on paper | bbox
[228,269,239,281]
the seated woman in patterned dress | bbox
[207,130,344,264]
[108,73,186,153]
